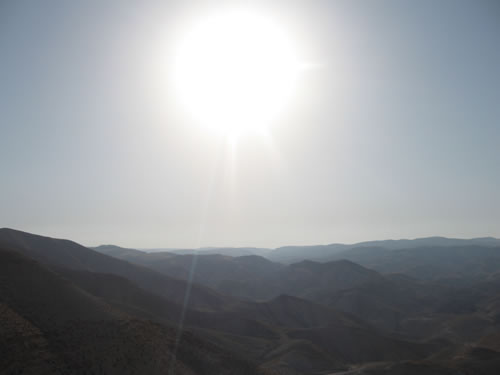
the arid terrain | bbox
[1,228,500,374]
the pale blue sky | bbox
[1,0,499,248]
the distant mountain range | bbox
[94,242,500,333]
[142,246,273,257]
[2,227,500,374]
[128,236,500,264]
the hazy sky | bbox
[1,0,499,248]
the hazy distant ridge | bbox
[104,236,500,264]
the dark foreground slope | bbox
[0,247,270,375]
[0,229,446,375]
[328,348,500,375]
[4,228,500,375]
[0,228,227,311]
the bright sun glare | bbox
[173,10,298,136]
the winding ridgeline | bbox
[2,228,500,374]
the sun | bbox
[173,9,298,136]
